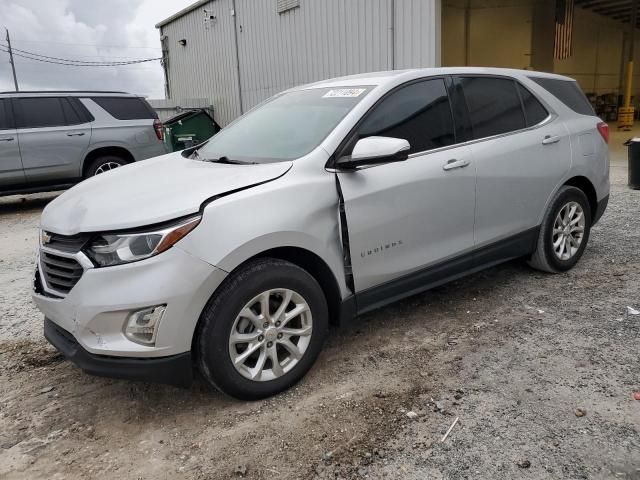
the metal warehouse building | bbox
[157,0,640,127]
[156,0,441,126]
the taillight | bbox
[153,119,164,141]
[596,121,609,144]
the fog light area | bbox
[124,305,166,345]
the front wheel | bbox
[528,186,592,273]
[196,258,328,400]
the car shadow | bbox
[0,192,60,216]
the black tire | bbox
[528,186,592,273]
[196,258,328,400]
[84,155,128,178]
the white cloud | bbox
[0,0,194,98]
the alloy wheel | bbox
[94,161,122,175]
[552,201,585,261]
[228,289,313,382]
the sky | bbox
[0,0,194,98]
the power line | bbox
[0,43,160,65]
[14,49,155,60]
[0,45,161,67]
[0,48,161,66]
[11,38,161,50]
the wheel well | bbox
[190,247,344,357]
[250,247,343,326]
[82,146,134,177]
[564,176,597,220]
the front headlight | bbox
[85,215,201,267]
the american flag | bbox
[554,0,574,59]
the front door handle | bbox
[542,135,561,145]
[442,158,470,171]
[0,137,14,142]
[66,132,86,137]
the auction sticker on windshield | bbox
[323,88,366,98]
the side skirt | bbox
[343,226,539,318]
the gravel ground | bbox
[0,131,638,479]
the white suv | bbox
[33,68,609,399]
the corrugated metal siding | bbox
[160,0,241,126]
[235,0,394,111]
[160,0,440,125]
[394,0,441,69]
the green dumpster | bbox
[162,109,220,152]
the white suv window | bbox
[459,77,526,139]
[15,97,67,128]
[91,97,157,120]
[517,83,549,126]
[0,99,12,130]
[349,78,455,155]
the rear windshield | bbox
[91,96,157,120]
[529,77,594,116]
[197,86,372,163]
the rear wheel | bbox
[85,155,128,178]
[528,186,592,273]
[196,258,328,400]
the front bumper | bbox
[32,245,227,358]
[44,318,192,387]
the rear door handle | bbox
[0,136,14,142]
[442,159,470,171]
[542,135,561,145]
[66,132,86,137]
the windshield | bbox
[197,86,372,163]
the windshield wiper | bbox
[207,156,257,165]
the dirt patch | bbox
[0,340,64,372]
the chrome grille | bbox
[42,231,90,253]
[40,251,84,295]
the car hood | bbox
[41,152,292,235]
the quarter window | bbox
[14,97,67,129]
[351,78,455,155]
[91,97,158,120]
[517,83,548,126]
[529,77,594,116]
[460,77,525,139]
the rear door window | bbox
[0,99,13,130]
[68,97,94,123]
[91,96,158,120]
[529,77,594,116]
[61,98,84,125]
[517,83,549,126]
[459,77,526,139]
[350,78,455,155]
[14,97,67,129]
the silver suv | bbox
[33,68,609,399]
[0,91,166,196]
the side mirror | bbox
[336,136,410,169]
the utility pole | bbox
[5,28,19,91]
